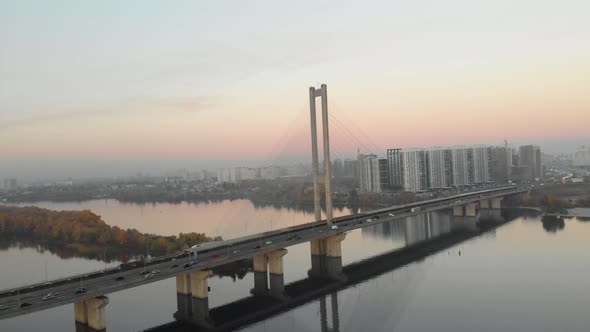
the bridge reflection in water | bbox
[143,209,508,332]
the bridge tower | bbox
[309,84,333,224]
[309,84,346,281]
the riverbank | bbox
[0,205,221,262]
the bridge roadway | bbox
[0,185,527,320]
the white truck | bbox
[184,241,221,258]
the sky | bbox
[1,0,589,179]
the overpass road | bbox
[0,185,528,320]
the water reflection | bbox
[10,203,590,332]
[362,212,455,245]
[319,293,340,332]
[541,215,566,233]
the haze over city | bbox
[2,1,590,180]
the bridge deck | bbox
[0,186,527,320]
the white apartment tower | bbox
[358,153,381,192]
[402,149,428,192]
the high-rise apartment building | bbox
[471,146,491,183]
[343,159,358,178]
[378,158,390,191]
[491,147,510,184]
[386,148,403,188]
[518,145,542,180]
[534,146,542,179]
[358,153,381,192]
[451,147,471,186]
[402,149,428,192]
[427,148,452,189]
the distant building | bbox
[534,146,542,178]
[386,148,403,188]
[216,169,232,183]
[3,178,18,191]
[378,158,390,191]
[451,147,471,186]
[283,163,308,177]
[342,159,358,178]
[471,146,491,183]
[426,148,452,189]
[216,167,257,183]
[518,145,542,180]
[511,165,532,183]
[491,147,510,184]
[402,149,428,192]
[259,166,282,180]
[573,146,590,166]
[358,153,381,192]
[332,159,344,178]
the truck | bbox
[184,241,222,258]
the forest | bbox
[0,205,221,261]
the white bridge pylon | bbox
[309,84,334,224]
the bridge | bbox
[0,85,528,331]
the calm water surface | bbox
[1,200,589,332]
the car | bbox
[232,250,240,254]
[19,302,32,308]
[144,273,153,279]
[115,276,125,281]
[42,292,59,301]
[366,218,374,222]
[254,245,261,249]
[75,287,87,294]
[388,213,395,217]
[373,216,380,220]
[318,230,324,233]
[140,270,150,276]
[151,270,160,274]
[265,241,272,245]
[0,304,10,311]
[170,264,179,268]
[331,225,339,230]
[190,260,200,266]
[171,258,177,261]
[183,263,190,268]
[210,254,220,259]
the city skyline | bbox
[2,1,590,170]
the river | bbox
[1,200,590,332]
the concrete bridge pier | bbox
[189,270,214,328]
[309,238,326,278]
[492,197,503,209]
[251,254,269,296]
[465,203,477,217]
[480,199,490,209]
[267,249,288,300]
[325,233,346,281]
[175,273,192,318]
[453,205,464,217]
[308,234,346,281]
[74,296,109,332]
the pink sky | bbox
[2,1,590,163]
